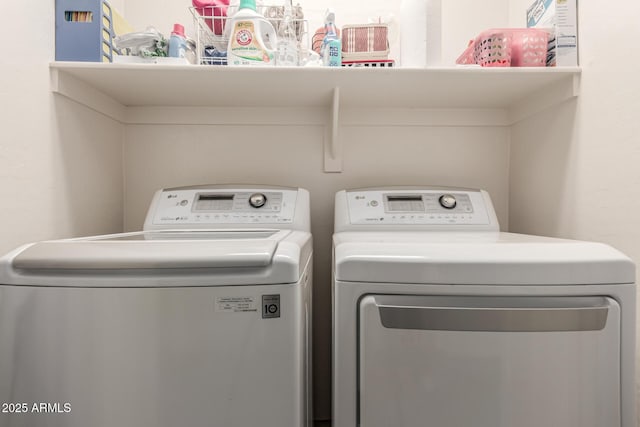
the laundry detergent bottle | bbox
[227,0,277,66]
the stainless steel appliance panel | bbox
[0,284,305,427]
[359,295,621,427]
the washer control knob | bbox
[249,193,267,208]
[439,194,457,209]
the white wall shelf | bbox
[50,62,581,172]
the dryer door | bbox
[359,295,620,427]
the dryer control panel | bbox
[143,185,310,231]
[335,187,500,231]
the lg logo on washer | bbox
[262,294,281,319]
[214,295,281,319]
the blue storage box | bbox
[55,0,114,62]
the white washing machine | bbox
[0,185,312,427]
[333,186,636,427]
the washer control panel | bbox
[151,188,298,225]
[347,189,491,225]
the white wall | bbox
[0,2,124,256]
[507,0,640,422]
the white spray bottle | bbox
[227,0,277,66]
[321,9,341,67]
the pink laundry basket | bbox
[456,28,549,67]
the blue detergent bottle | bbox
[168,23,187,58]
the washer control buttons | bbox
[439,194,457,209]
[249,193,267,208]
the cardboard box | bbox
[526,0,578,66]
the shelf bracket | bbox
[324,87,342,172]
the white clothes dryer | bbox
[0,185,312,427]
[332,186,635,427]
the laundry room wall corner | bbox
[508,0,640,424]
[0,1,125,256]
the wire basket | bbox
[190,4,308,65]
[456,28,549,67]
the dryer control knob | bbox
[439,194,457,209]
[249,193,267,208]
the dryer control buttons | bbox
[439,194,457,209]
[346,190,487,225]
[249,193,267,208]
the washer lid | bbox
[3,229,312,287]
[14,231,280,270]
[334,231,635,285]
